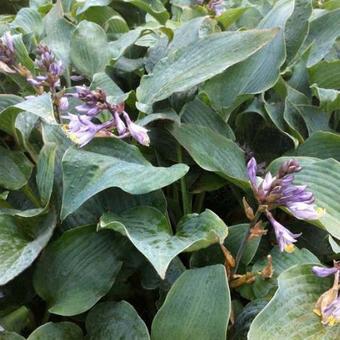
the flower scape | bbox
[0,0,339,339]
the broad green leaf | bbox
[294,131,340,161]
[311,85,340,112]
[169,124,248,187]
[33,225,124,316]
[64,188,167,230]
[61,138,189,220]
[248,264,340,339]
[70,20,109,78]
[269,157,340,240]
[0,146,33,191]
[239,246,319,300]
[12,34,35,72]
[0,212,56,285]
[306,9,340,67]
[297,105,331,135]
[0,306,32,334]
[284,0,312,64]
[43,3,75,67]
[90,72,125,104]
[225,223,262,266]
[329,235,340,254]
[0,331,25,340]
[27,322,83,340]
[75,0,112,15]
[86,301,150,340]
[202,0,298,113]
[309,60,340,89]
[14,93,55,124]
[216,7,249,29]
[99,207,228,278]
[136,28,278,112]
[121,0,169,24]
[151,265,230,340]
[36,143,56,206]
[11,8,43,36]
[180,98,235,139]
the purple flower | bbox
[247,158,318,220]
[247,157,257,188]
[59,97,69,112]
[114,111,127,135]
[0,31,16,70]
[266,211,301,252]
[62,113,113,147]
[207,0,225,16]
[312,266,338,278]
[122,112,150,146]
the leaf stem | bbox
[233,209,262,274]
[177,145,190,215]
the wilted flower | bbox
[0,32,16,72]
[313,268,340,326]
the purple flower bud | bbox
[70,75,84,81]
[114,111,127,135]
[312,266,338,278]
[266,211,301,252]
[207,0,225,16]
[286,202,318,220]
[3,32,14,53]
[59,97,69,112]
[123,112,150,146]
[278,159,302,178]
[247,157,257,188]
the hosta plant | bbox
[0,0,340,339]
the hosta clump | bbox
[0,0,340,339]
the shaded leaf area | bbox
[248,264,340,339]
[238,246,319,300]
[99,207,228,278]
[86,301,150,340]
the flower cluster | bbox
[313,262,340,326]
[62,86,150,147]
[0,32,16,73]
[247,158,319,252]
[195,0,225,16]
[207,0,225,16]
[27,44,64,90]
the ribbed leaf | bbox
[61,138,188,220]
[136,28,278,112]
[33,225,124,316]
[248,264,340,339]
[99,207,228,278]
[27,322,83,340]
[151,265,230,340]
[86,301,150,340]
[169,124,248,187]
[0,212,56,285]
[269,157,340,240]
